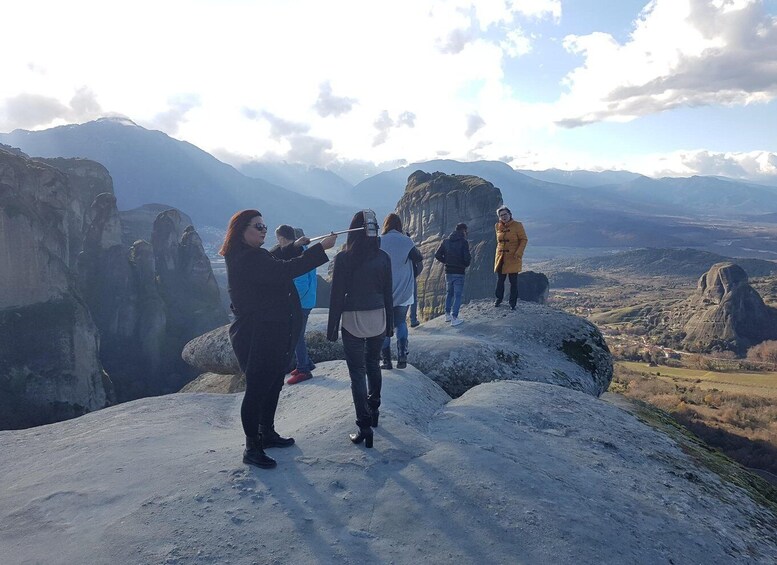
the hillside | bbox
[541,248,777,279]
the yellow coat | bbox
[494,219,528,274]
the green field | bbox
[617,361,777,398]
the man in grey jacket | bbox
[379,213,423,369]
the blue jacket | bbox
[293,246,318,309]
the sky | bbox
[1,0,776,182]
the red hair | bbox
[219,209,261,256]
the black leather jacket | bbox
[327,249,394,341]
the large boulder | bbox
[410,299,612,397]
[182,309,344,379]
[182,302,611,398]
[673,262,777,354]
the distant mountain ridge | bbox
[238,160,356,206]
[4,121,777,251]
[539,248,777,279]
[0,118,352,236]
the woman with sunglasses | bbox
[220,210,337,468]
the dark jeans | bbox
[382,305,410,356]
[231,317,294,437]
[445,273,465,317]
[495,272,519,307]
[342,327,383,428]
[293,308,314,372]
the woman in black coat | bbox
[220,209,337,468]
[327,211,393,448]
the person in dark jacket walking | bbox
[434,223,471,326]
[328,211,393,448]
[221,209,337,469]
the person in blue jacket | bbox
[275,225,317,384]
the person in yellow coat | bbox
[493,205,528,310]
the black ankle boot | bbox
[380,347,392,370]
[370,408,380,428]
[259,425,295,448]
[494,299,502,307]
[349,427,374,448]
[243,435,277,468]
[396,338,408,368]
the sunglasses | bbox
[250,222,268,232]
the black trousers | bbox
[342,327,383,428]
[230,315,297,437]
[495,271,519,307]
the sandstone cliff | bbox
[0,148,111,428]
[397,171,501,318]
[1,147,228,428]
[395,171,548,318]
[79,200,227,401]
[672,262,777,354]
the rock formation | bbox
[181,300,612,398]
[1,147,228,427]
[395,170,548,318]
[119,203,194,248]
[397,171,502,318]
[78,200,228,401]
[672,262,777,354]
[0,148,111,428]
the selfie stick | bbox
[308,209,379,242]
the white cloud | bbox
[655,149,777,180]
[0,87,103,130]
[555,0,777,127]
[151,94,200,134]
[465,113,486,137]
[314,82,357,117]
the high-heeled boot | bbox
[243,435,277,468]
[368,399,380,427]
[349,426,374,448]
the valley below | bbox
[537,253,777,484]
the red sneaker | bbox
[286,371,312,385]
[289,368,301,378]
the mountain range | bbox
[3,118,777,253]
[0,118,353,238]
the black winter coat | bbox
[327,249,394,341]
[226,241,329,373]
[434,231,471,274]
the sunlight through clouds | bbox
[0,0,774,181]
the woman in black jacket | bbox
[327,211,393,448]
[221,209,337,468]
